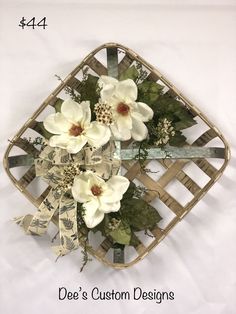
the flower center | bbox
[69,124,83,137]
[117,102,130,116]
[91,185,102,196]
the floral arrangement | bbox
[14,63,197,270]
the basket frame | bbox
[3,43,230,269]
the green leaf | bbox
[122,181,136,200]
[168,131,187,146]
[129,232,141,247]
[119,65,139,81]
[120,199,162,231]
[54,98,63,112]
[33,121,53,139]
[174,119,196,131]
[108,220,131,245]
[92,214,131,245]
[79,74,99,107]
[137,80,164,106]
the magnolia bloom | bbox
[72,171,130,228]
[43,98,111,154]
[97,76,154,141]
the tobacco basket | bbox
[3,43,230,269]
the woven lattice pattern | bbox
[3,43,230,269]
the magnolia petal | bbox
[99,186,115,203]
[80,101,91,128]
[85,122,111,148]
[66,136,87,154]
[101,84,116,102]
[107,175,130,199]
[44,113,71,134]
[98,75,118,102]
[99,201,121,213]
[131,117,148,141]
[61,98,83,123]
[49,134,71,149]
[116,79,137,102]
[72,175,92,203]
[116,115,132,131]
[72,171,104,200]
[135,102,154,122]
[99,75,118,86]
[130,109,144,121]
[110,123,131,141]
[83,199,104,228]
[88,173,105,188]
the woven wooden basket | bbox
[3,43,230,269]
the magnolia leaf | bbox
[91,215,131,245]
[174,119,196,131]
[120,199,162,231]
[154,94,196,130]
[90,214,108,236]
[79,74,99,106]
[119,65,139,81]
[169,131,187,146]
[54,98,63,112]
[122,181,136,200]
[129,232,141,247]
[137,80,164,106]
[33,122,53,139]
[108,220,131,245]
[154,94,182,115]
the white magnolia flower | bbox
[97,75,154,141]
[72,171,130,228]
[43,98,111,154]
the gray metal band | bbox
[107,47,124,265]
[107,47,119,79]
[121,147,225,160]
[8,155,34,168]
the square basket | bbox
[3,43,230,269]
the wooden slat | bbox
[86,56,107,75]
[118,54,133,75]
[150,226,164,240]
[156,160,189,187]
[158,159,201,195]
[67,76,82,91]
[146,71,160,82]
[131,234,146,255]
[193,159,218,178]
[13,138,39,157]
[37,186,51,205]
[96,238,113,258]
[123,161,184,216]
[194,128,217,146]
[18,165,36,188]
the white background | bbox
[0,1,236,313]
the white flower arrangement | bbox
[6,44,227,272]
[43,99,111,154]
[42,77,154,228]
[72,171,129,228]
[11,59,197,270]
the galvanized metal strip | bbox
[107,47,119,79]
[8,155,34,168]
[106,47,124,264]
[121,147,225,160]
